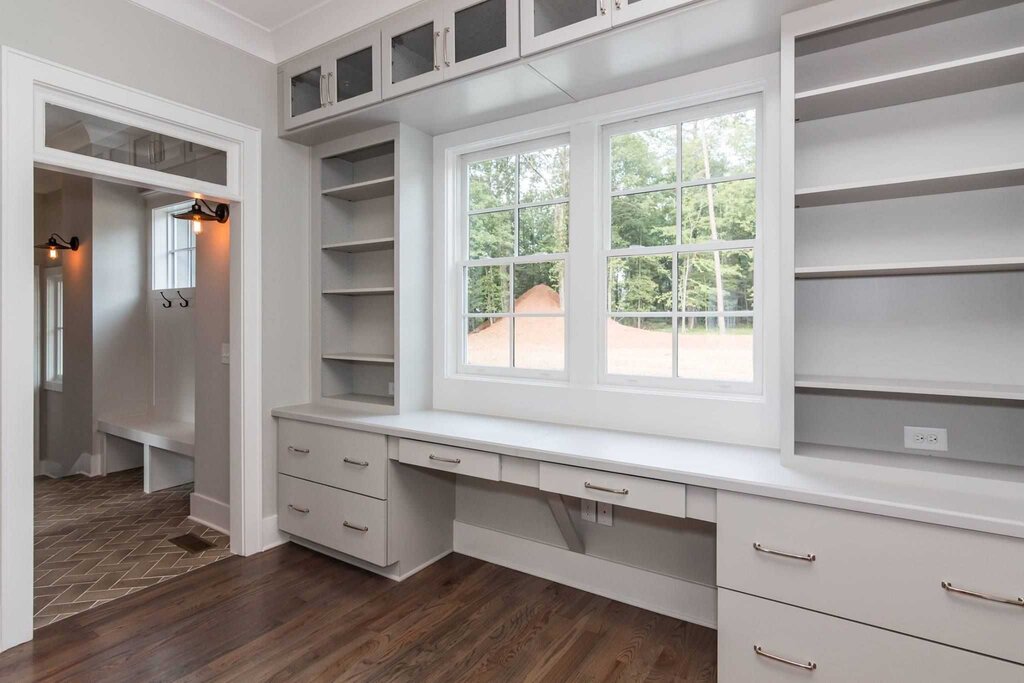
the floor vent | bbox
[169,533,216,554]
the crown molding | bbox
[127,0,277,62]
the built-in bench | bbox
[97,414,195,493]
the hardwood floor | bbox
[0,543,717,682]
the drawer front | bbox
[539,463,686,518]
[397,439,500,481]
[719,589,1023,683]
[277,474,388,566]
[718,492,1024,663]
[278,419,387,499]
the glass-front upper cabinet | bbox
[382,3,445,99]
[280,27,382,131]
[611,0,700,26]
[443,0,519,79]
[520,0,611,56]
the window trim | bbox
[44,267,63,392]
[598,94,764,395]
[455,133,571,381]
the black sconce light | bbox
[35,233,80,261]
[172,199,229,235]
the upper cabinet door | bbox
[520,0,612,56]
[382,4,445,99]
[329,28,383,115]
[282,55,331,130]
[611,0,699,25]
[442,0,519,80]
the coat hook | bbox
[177,290,190,308]
[160,292,173,309]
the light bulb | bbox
[49,247,58,260]
[192,219,203,235]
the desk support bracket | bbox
[546,493,585,554]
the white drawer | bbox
[718,492,1024,664]
[277,474,388,566]
[539,462,686,518]
[278,419,387,499]
[397,439,500,481]
[719,589,1023,683]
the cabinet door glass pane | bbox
[534,0,597,36]
[336,48,374,102]
[291,66,322,117]
[391,23,436,84]
[455,0,506,64]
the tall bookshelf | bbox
[312,124,432,412]
[783,0,1024,476]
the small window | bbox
[459,137,570,377]
[152,201,197,290]
[45,268,64,391]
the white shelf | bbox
[796,47,1024,121]
[322,176,395,202]
[323,392,395,407]
[322,352,395,364]
[795,375,1024,401]
[795,163,1024,207]
[322,286,395,296]
[795,257,1024,279]
[322,237,395,253]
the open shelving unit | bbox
[785,0,1024,475]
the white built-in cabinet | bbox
[382,0,519,98]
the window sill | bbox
[43,380,63,393]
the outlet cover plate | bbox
[597,502,613,526]
[904,426,948,452]
[581,499,596,523]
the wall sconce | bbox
[173,199,229,235]
[35,233,80,261]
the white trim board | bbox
[453,521,718,630]
[190,493,231,536]
[261,515,288,552]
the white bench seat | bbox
[97,414,195,493]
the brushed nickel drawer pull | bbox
[288,446,310,454]
[942,581,1024,607]
[288,504,310,514]
[429,454,461,464]
[754,645,817,671]
[754,542,816,562]
[343,521,369,532]
[584,482,628,495]
[343,457,370,467]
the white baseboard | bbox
[454,521,718,629]
[261,515,287,551]
[69,452,102,477]
[38,459,64,479]
[287,534,451,582]
[189,492,230,535]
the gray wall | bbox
[2,0,311,517]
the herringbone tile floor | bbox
[34,468,230,629]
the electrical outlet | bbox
[597,502,613,526]
[581,499,597,523]
[904,426,948,452]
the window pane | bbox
[678,316,753,383]
[519,203,568,255]
[175,217,191,250]
[682,178,756,243]
[610,126,676,191]
[678,249,754,313]
[681,110,755,181]
[469,210,514,259]
[467,265,510,314]
[607,255,673,313]
[514,317,565,371]
[466,317,510,367]
[469,156,516,210]
[175,250,192,288]
[607,317,672,377]
[610,190,676,249]
[519,145,569,204]
[514,261,563,312]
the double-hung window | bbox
[44,268,64,391]
[152,200,197,290]
[603,99,759,390]
[459,136,570,377]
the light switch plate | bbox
[597,502,613,526]
[581,499,596,523]
[220,343,230,365]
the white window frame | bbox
[455,134,571,381]
[43,267,63,392]
[599,94,764,394]
[151,200,197,291]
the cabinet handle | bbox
[941,581,1024,607]
[343,457,370,468]
[343,521,369,532]
[433,31,441,70]
[600,0,607,15]
[443,26,451,67]
[326,72,335,104]
[753,542,816,562]
[614,0,622,8]
[585,482,628,495]
[754,645,817,671]
[288,446,310,454]
[288,504,310,515]
[429,453,461,464]
[319,74,327,107]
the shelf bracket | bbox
[545,493,585,554]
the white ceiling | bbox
[128,0,420,63]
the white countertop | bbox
[272,404,1024,540]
